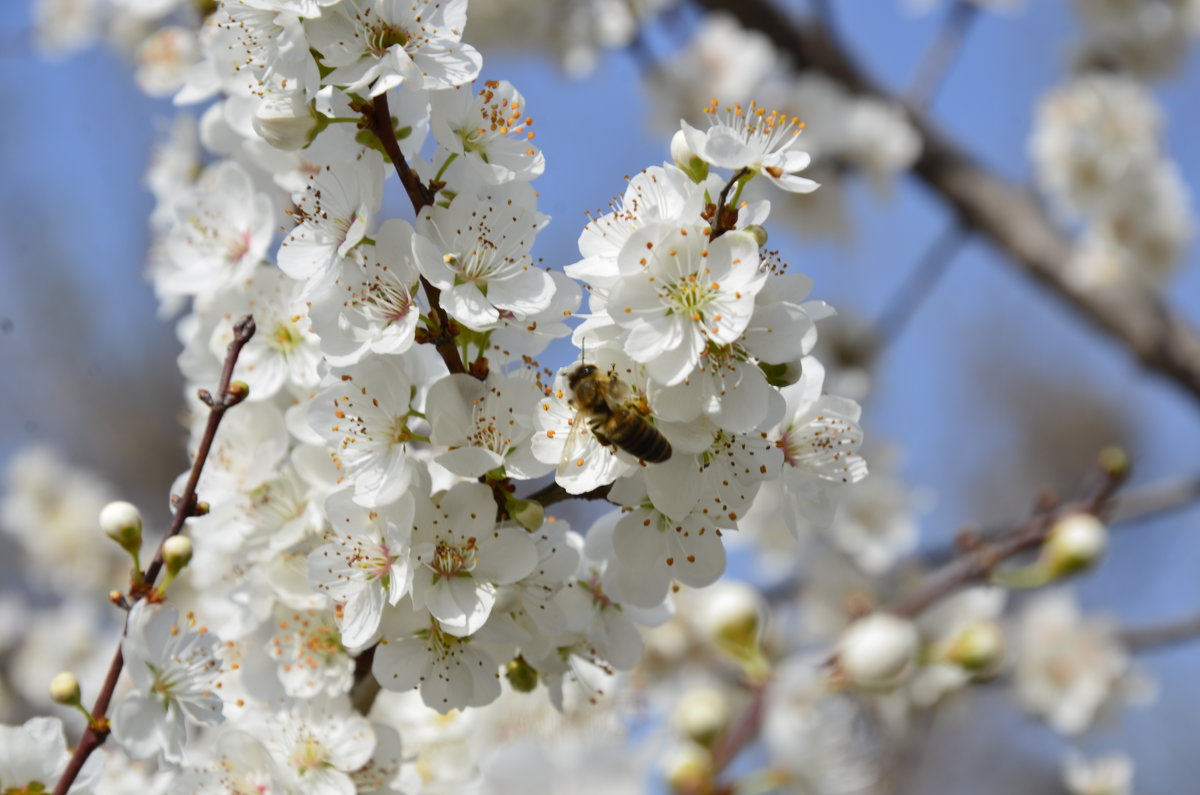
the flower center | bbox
[246,477,305,530]
[352,539,396,586]
[582,575,615,609]
[363,278,416,326]
[663,273,715,322]
[268,319,304,355]
[304,624,345,661]
[292,733,330,774]
[430,538,478,579]
[704,99,804,159]
[226,230,252,264]
[367,22,408,57]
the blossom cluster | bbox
[3,0,1173,792]
[12,0,873,787]
[1029,7,1195,290]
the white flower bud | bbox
[670,129,708,182]
[253,92,322,151]
[663,741,714,793]
[671,687,731,748]
[162,535,193,572]
[1044,512,1108,578]
[100,500,142,539]
[697,581,764,657]
[942,620,1005,674]
[49,671,81,705]
[838,613,919,690]
[100,500,143,558]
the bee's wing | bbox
[557,408,593,481]
[602,372,629,411]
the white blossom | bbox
[680,100,819,193]
[412,183,553,330]
[278,153,386,295]
[1063,750,1134,795]
[307,356,421,507]
[431,79,544,184]
[307,0,482,96]
[373,600,504,713]
[411,482,537,637]
[308,219,423,366]
[1015,590,1148,735]
[111,603,225,763]
[309,489,416,649]
[0,717,101,793]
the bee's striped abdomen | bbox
[606,412,672,463]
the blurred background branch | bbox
[695,0,1200,406]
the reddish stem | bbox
[53,316,256,795]
[364,92,468,377]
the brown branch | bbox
[1121,612,1200,652]
[1109,475,1200,524]
[349,643,382,715]
[886,460,1126,619]
[710,167,751,241]
[522,480,613,507]
[921,472,1200,567]
[54,316,256,795]
[692,0,1200,406]
[871,221,968,347]
[906,0,979,108]
[710,685,766,773]
[363,92,468,377]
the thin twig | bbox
[887,462,1125,619]
[692,0,1200,406]
[364,93,468,377]
[920,473,1200,567]
[1109,475,1200,524]
[1121,612,1200,652]
[710,685,766,772]
[710,167,750,240]
[626,27,660,76]
[809,0,836,37]
[871,222,968,347]
[54,315,256,795]
[907,1,979,108]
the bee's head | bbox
[567,363,596,389]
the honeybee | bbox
[563,363,672,465]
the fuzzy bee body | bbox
[565,364,672,464]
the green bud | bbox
[743,224,768,248]
[163,535,194,576]
[1043,512,1108,579]
[100,501,143,556]
[504,656,539,693]
[664,741,715,793]
[506,497,545,532]
[1098,446,1131,480]
[758,360,794,388]
[671,687,730,748]
[941,620,1005,674]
